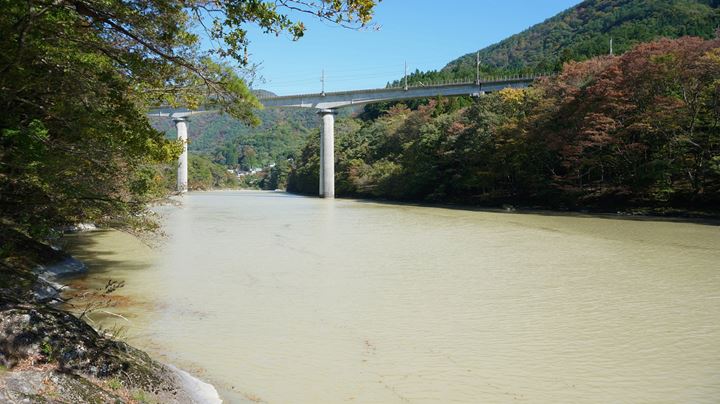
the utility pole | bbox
[404,61,408,90]
[321,69,325,95]
[476,51,481,85]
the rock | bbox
[1,227,221,403]
[0,305,142,377]
[1,227,87,284]
[34,257,87,281]
[0,370,48,402]
[0,227,87,302]
[167,364,222,404]
[61,223,98,233]
[0,302,217,403]
[30,278,65,304]
[0,370,126,403]
[29,256,87,304]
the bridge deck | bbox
[258,76,540,109]
[149,76,544,116]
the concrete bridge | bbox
[152,76,539,197]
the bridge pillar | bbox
[319,123,324,196]
[318,109,337,198]
[174,117,189,193]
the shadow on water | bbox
[342,197,720,227]
[165,189,720,226]
[187,190,306,199]
[58,229,152,275]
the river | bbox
[63,190,720,403]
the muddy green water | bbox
[65,191,720,403]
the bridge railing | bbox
[382,73,553,90]
[257,73,552,100]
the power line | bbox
[255,57,450,81]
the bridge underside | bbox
[153,77,538,197]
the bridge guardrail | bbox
[257,74,550,101]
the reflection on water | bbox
[65,191,720,403]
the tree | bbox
[0,0,378,237]
[535,36,720,207]
[289,36,720,213]
[262,159,291,190]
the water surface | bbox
[66,191,720,403]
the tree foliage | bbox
[290,37,720,213]
[150,107,317,169]
[0,0,378,237]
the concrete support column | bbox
[174,117,189,193]
[319,124,324,196]
[318,109,337,198]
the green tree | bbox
[186,155,238,190]
[1,0,378,237]
[262,159,292,190]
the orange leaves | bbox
[531,36,720,198]
[581,113,618,144]
[447,121,468,137]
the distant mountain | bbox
[150,84,363,168]
[394,0,719,86]
[151,107,318,168]
[452,0,719,72]
[252,89,277,98]
[163,0,720,168]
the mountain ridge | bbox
[442,0,720,76]
[389,0,720,88]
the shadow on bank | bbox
[0,227,222,403]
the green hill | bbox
[288,0,720,211]
[396,0,719,86]
[151,107,318,169]
[158,0,720,177]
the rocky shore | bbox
[0,227,221,403]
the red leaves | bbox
[533,36,720,199]
[448,121,468,137]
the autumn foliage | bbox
[289,36,720,213]
[533,36,720,208]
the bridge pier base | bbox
[318,109,337,198]
[174,117,189,193]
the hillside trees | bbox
[149,107,318,165]
[536,36,720,207]
[288,36,720,212]
[397,0,720,87]
[0,0,378,237]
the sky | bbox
[241,0,583,95]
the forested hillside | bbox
[167,0,720,207]
[176,0,720,175]
[318,0,720,214]
[151,108,317,169]
[290,36,720,214]
[394,0,719,86]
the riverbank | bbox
[0,227,221,403]
[285,189,720,226]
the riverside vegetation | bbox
[289,36,720,214]
[183,0,720,215]
[0,0,378,402]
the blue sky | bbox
[242,1,582,95]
